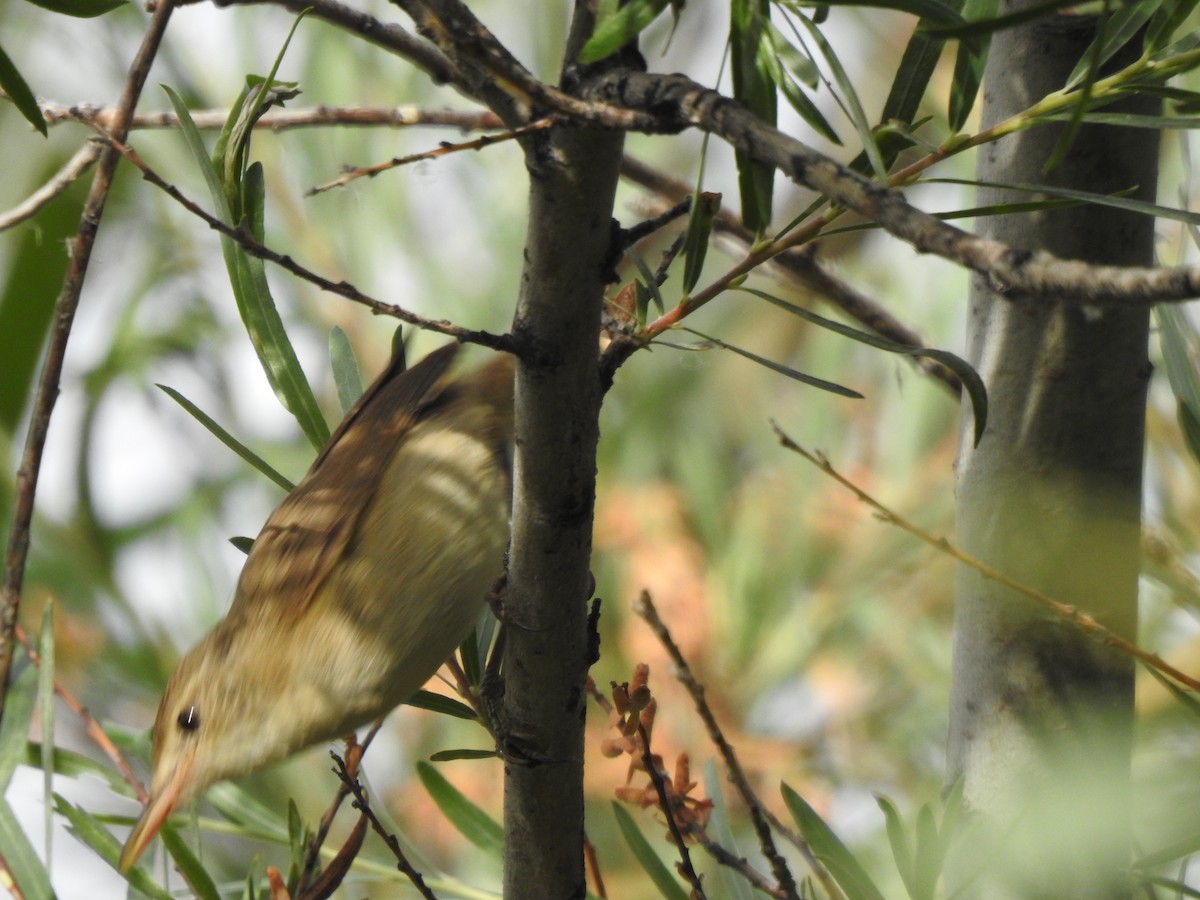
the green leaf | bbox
[683,328,864,398]
[160,824,222,900]
[24,743,131,794]
[796,0,964,22]
[627,248,665,314]
[580,0,672,62]
[791,12,888,179]
[328,327,363,416]
[0,799,53,900]
[1157,305,1200,468]
[405,690,479,720]
[428,748,500,762]
[1146,0,1200,51]
[54,795,173,899]
[20,0,123,17]
[876,794,916,898]
[681,192,721,294]
[0,43,46,135]
[737,288,988,442]
[611,802,690,900]
[703,762,756,900]
[921,0,1078,36]
[0,648,36,791]
[912,804,940,900]
[948,0,997,129]
[416,761,503,856]
[732,0,777,232]
[166,28,331,454]
[156,384,295,491]
[782,782,885,900]
[37,605,55,868]
[928,176,1200,226]
[760,29,841,144]
[1066,0,1162,90]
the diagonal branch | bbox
[0,0,179,720]
[588,71,1200,306]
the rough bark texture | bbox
[501,23,626,893]
[948,12,1158,899]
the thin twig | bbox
[330,752,438,899]
[769,422,1200,693]
[40,101,502,133]
[634,592,827,900]
[636,720,707,898]
[0,141,103,232]
[618,156,963,396]
[12,625,145,802]
[308,116,555,195]
[80,123,517,353]
[298,723,382,893]
[0,0,178,719]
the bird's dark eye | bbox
[176,705,200,732]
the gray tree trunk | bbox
[947,11,1158,899]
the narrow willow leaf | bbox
[165,82,330,451]
[1044,0,1113,173]
[732,0,777,232]
[1157,305,1200,467]
[611,802,691,900]
[627,248,665,314]
[0,799,53,900]
[37,604,55,868]
[684,328,864,398]
[580,0,671,61]
[738,288,987,442]
[0,43,46,136]
[234,162,330,450]
[24,743,130,794]
[703,761,756,900]
[876,795,917,898]
[230,535,255,555]
[1134,821,1200,869]
[922,0,1077,36]
[1066,0,1163,90]
[682,192,721,294]
[207,781,290,839]
[405,691,479,720]
[21,0,123,16]
[929,176,1200,225]
[160,824,222,900]
[1146,0,1200,50]
[760,32,841,143]
[912,804,940,900]
[796,0,964,22]
[0,649,36,791]
[428,748,500,762]
[782,783,886,900]
[416,761,503,856]
[156,384,295,491]
[791,12,888,179]
[53,796,174,899]
[328,326,363,416]
[768,20,820,86]
[948,0,997,129]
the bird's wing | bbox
[229,343,460,620]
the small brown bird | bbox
[120,343,514,870]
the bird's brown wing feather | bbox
[228,343,460,622]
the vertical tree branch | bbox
[500,6,628,897]
[947,12,1157,898]
[0,0,178,719]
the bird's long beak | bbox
[119,746,195,871]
